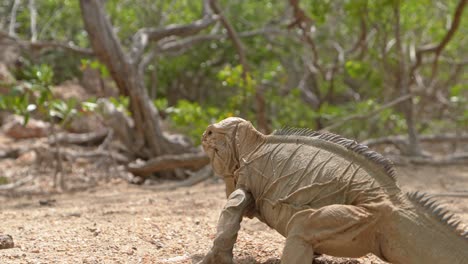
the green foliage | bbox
[345,60,367,79]
[268,88,319,129]
[15,63,54,86]
[155,99,232,144]
[108,96,130,115]
[1,63,55,124]
[81,59,110,78]
[449,84,468,127]
[2,0,466,145]
[1,63,93,127]
[305,0,331,24]
[0,176,8,185]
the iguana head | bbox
[202,117,263,195]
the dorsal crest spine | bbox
[406,191,467,240]
[272,128,397,181]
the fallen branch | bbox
[127,152,210,176]
[0,175,33,191]
[48,130,109,146]
[35,147,130,164]
[143,165,213,190]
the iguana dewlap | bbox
[198,117,468,264]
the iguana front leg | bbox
[198,188,254,264]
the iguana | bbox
[198,117,468,264]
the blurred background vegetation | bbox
[0,0,466,148]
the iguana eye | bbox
[207,130,213,136]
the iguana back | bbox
[237,129,402,236]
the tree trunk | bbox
[393,2,422,156]
[79,0,184,158]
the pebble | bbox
[0,234,14,249]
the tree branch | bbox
[9,0,21,36]
[28,0,37,42]
[209,0,248,73]
[288,0,326,78]
[158,28,283,55]
[130,0,219,63]
[209,0,269,133]
[321,94,414,131]
[0,31,94,56]
[409,0,467,81]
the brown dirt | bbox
[0,136,467,263]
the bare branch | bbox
[28,0,37,42]
[409,0,467,81]
[130,3,219,62]
[347,15,368,57]
[158,28,283,55]
[38,6,64,39]
[35,146,130,164]
[209,0,248,73]
[211,0,269,133]
[0,31,94,56]
[321,94,414,131]
[9,0,21,36]
[138,48,157,75]
[288,0,326,78]
[146,15,219,42]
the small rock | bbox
[65,212,81,217]
[125,247,134,255]
[16,150,37,165]
[86,227,101,236]
[0,234,14,249]
[39,199,56,206]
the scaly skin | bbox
[198,117,468,264]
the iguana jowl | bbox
[198,117,468,264]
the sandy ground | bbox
[0,163,467,264]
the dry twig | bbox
[0,175,33,191]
